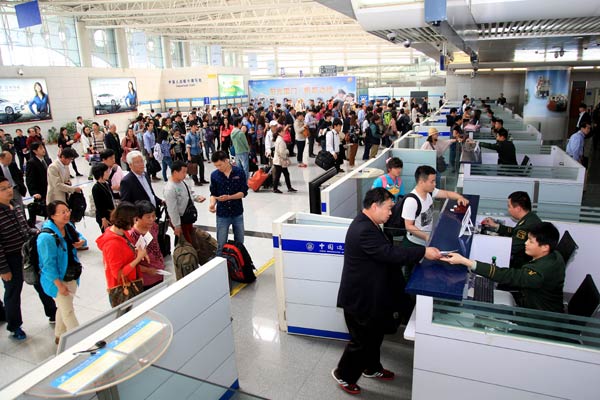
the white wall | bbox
[0,65,247,136]
[445,72,526,112]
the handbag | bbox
[187,162,198,176]
[107,271,144,307]
[315,150,336,170]
[303,126,310,138]
[147,157,161,174]
[106,234,143,307]
[436,156,447,173]
[180,182,198,224]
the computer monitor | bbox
[308,167,338,214]
[568,274,600,318]
[556,230,578,266]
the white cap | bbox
[269,120,278,127]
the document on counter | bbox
[107,318,165,354]
[51,349,125,394]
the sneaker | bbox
[331,368,361,395]
[11,327,27,341]
[362,368,395,380]
[49,316,56,324]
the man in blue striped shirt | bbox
[566,122,591,164]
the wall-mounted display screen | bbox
[90,78,138,115]
[218,75,245,98]
[0,78,52,125]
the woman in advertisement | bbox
[125,81,137,108]
[28,82,49,116]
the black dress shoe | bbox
[75,173,84,177]
[200,180,210,184]
[194,182,202,186]
[288,188,298,193]
[309,155,316,158]
[273,189,283,194]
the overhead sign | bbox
[319,65,337,77]
[249,76,356,104]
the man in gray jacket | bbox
[163,161,205,243]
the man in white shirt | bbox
[75,116,84,136]
[401,165,468,247]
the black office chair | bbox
[520,155,530,166]
[567,274,600,318]
[556,230,579,267]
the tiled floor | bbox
[3,142,598,398]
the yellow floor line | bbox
[230,257,275,297]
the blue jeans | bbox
[161,156,173,181]
[235,152,249,180]
[204,140,215,161]
[216,214,244,256]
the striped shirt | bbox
[0,202,32,274]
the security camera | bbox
[17,68,24,76]
[403,39,412,48]
[386,32,397,42]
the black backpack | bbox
[383,193,422,240]
[222,240,256,283]
[68,192,87,223]
[22,228,61,285]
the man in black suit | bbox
[0,150,26,208]
[120,150,162,208]
[104,124,122,165]
[25,142,48,226]
[577,103,592,129]
[331,188,441,395]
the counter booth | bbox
[0,259,256,400]
[273,195,600,399]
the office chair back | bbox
[568,274,600,318]
[556,230,578,266]
[520,155,530,166]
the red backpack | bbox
[222,241,256,283]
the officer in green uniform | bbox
[482,191,541,269]
[443,222,565,313]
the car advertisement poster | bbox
[0,78,52,126]
[523,69,570,116]
[218,75,246,98]
[248,76,356,104]
[90,78,138,115]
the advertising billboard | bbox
[0,78,52,126]
[218,75,245,98]
[523,69,570,115]
[89,78,138,115]
[248,76,356,104]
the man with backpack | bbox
[401,165,468,250]
[0,177,56,340]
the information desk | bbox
[405,194,480,300]
[26,311,172,398]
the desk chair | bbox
[567,274,600,318]
[556,230,578,268]
[520,155,530,166]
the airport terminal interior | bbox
[1,0,600,399]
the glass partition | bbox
[113,365,265,400]
[433,298,600,350]
[474,131,537,140]
[478,199,600,224]
[469,164,580,180]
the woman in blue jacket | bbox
[38,200,87,344]
[28,82,49,116]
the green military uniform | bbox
[474,250,565,313]
[496,211,542,269]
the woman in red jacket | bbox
[96,202,148,301]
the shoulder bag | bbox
[180,182,198,225]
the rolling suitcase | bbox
[248,168,269,192]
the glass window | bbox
[0,12,80,66]
[171,41,184,68]
[190,43,209,66]
[126,30,163,69]
[90,28,118,68]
